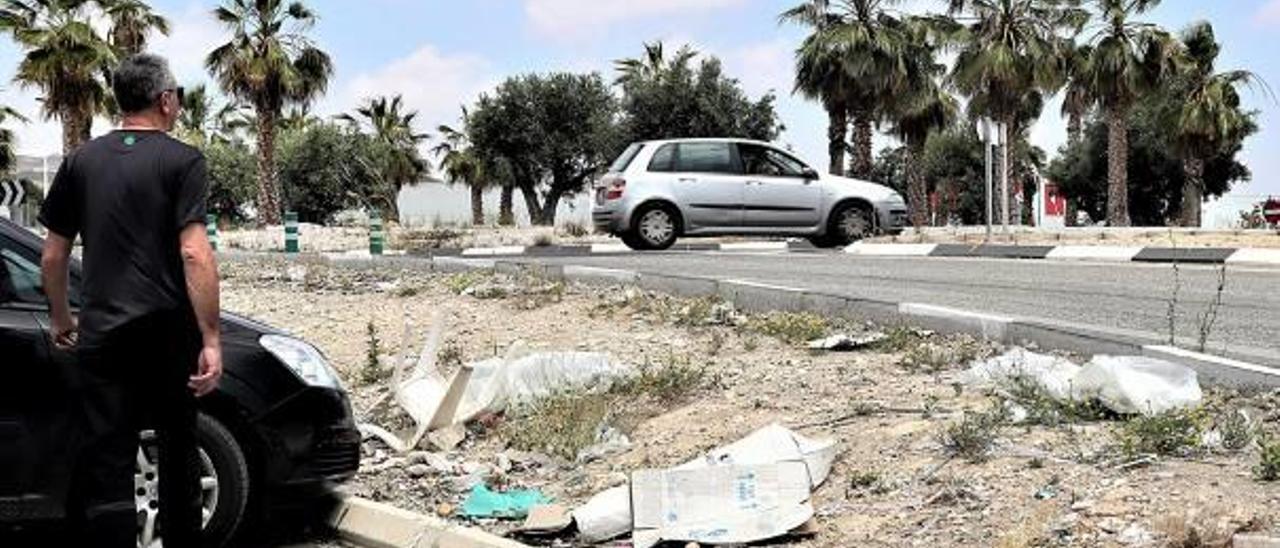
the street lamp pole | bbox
[981,120,994,242]
[1000,122,1010,236]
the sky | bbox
[2,0,1279,204]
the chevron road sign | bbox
[0,180,25,207]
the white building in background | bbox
[1204,192,1272,229]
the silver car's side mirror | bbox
[802,167,819,180]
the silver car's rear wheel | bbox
[626,204,680,250]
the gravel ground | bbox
[221,256,1280,547]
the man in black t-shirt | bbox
[39,54,222,548]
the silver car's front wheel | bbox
[833,204,873,245]
[135,431,219,548]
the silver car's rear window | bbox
[608,143,644,173]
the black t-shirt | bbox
[39,130,208,348]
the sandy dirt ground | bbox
[221,256,1280,547]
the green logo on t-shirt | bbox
[123,134,137,146]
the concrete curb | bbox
[844,243,1280,266]
[330,496,529,548]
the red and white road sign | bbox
[1265,198,1280,225]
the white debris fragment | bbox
[806,332,888,351]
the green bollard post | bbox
[284,211,299,254]
[369,211,384,256]
[206,214,218,252]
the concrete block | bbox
[929,244,978,257]
[433,257,494,272]
[331,496,528,548]
[461,246,527,257]
[563,265,640,285]
[1007,317,1152,357]
[971,245,1055,259]
[718,279,807,313]
[1234,535,1280,548]
[524,245,591,256]
[898,303,1012,341]
[1142,345,1280,390]
[1045,245,1143,262]
[845,243,937,256]
[1132,247,1236,264]
[719,241,789,252]
[1225,248,1280,266]
[637,272,718,298]
[494,261,564,280]
[590,243,631,254]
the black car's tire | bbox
[196,414,250,548]
[625,204,680,250]
[824,202,874,247]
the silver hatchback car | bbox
[592,138,908,250]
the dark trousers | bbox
[68,312,203,548]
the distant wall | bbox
[397,183,592,228]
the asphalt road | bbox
[512,251,1280,365]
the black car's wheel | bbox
[624,204,680,250]
[136,414,249,548]
[820,202,874,247]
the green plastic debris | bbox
[460,485,550,519]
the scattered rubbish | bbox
[961,349,1202,416]
[407,451,454,474]
[357,423,410,453]
[1072,356,1202,416]
[577,425,633,463]
[806,332,888,351]
[631,462,814,548]
[428,424,467,452]
[516,504,573,535]
[368,313,632,453]
[436,502,455,517]
[460,485,550,520]
[572,424,837,543]
[406,464,430,478]
[961,348,1082,402]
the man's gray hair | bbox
[112,54,178,114]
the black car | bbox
[0,217,360,547]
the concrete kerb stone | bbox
[1143,345,1280,390]
[562,265,641,286]
[493,260,565,280]
[637,272,719,298]
[330,496,529,548]
[1007,317,1153,357]
[718,279,808,313]
[1226,248,1280,266]
[432,256,495,273]
[898,303,1013,341]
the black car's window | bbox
[0,243,42,305]
[648,144,676,172]
[608,143,643,173]
[739,144,807,178]
[674,142,738,174]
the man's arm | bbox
[180,224,222,397]
[40,232,77,349]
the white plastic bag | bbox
[960,348,1082,402]
[1071,356,1202,416]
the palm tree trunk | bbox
[470,183,485,226]
[1067,112,1082,147]
[499,185,515,226]
[906,143,928,229]
[1179,157,1205,228]
[827,106,847,176]
[61,110,89,154]
[255,106,282,225]
[849,114,873,179]
[1105,105,1131,227]
[518,184,545,226]
[1065,198,1079,227]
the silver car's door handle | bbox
[678,177,697,183]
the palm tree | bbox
[613,41,698,87]
[206,0,334,225]
[433,111,487,226]
[1079,0,1183,226]
[104,0,169,56]
[888,19,957,229]
[946,0,1087,225]
[782,0,916,179]
[176,83,214,144]
[1,0,117,154]
[1171,22,1263,227]
[339,95,430,221]
[1,105,30,175]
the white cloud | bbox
[1256,0,1280,26]
[524,0,746,40]
[335,45,495,139]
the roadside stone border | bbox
[329,495,530,548]
[219,251,1280,387]
[313,240,1280,267]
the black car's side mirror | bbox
[802,167,820,180]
